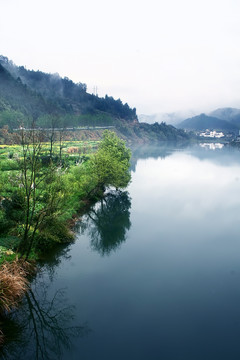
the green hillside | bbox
[0,55,136,123]
[0,56,190,143]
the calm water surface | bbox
[3,143,240,359]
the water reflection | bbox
[0,273,90,360]
[131,142,240,168]
[80,190,131,256]
[188,143,240,166]
[199,142,224,150]
[4,144,240,359]
[130,145,177,172]
[38,243,72,282]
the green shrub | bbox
[35,217,74,252]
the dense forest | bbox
[0,55,190,143]
[0,56,136,126]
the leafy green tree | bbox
[92,130,131,191]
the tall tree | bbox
[17,127,66,259]
[92,130,131,191]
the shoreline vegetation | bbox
[0,55,200,349]
[0,130,131,344]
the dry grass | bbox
[67,146,80,154]
[0,260,33,314]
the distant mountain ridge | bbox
[178,110,240,132]
[140,107,240,132]
[209,107,240,121]
[208,108,240,128]
[139,110,196,125]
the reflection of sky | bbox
[39,146,240,360]
[187,145,240,166]
[129,150,240,244]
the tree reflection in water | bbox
[0,191,131,358]
[0,272,90,360]
[82,190,131,256]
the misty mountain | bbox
[0,55,137,123]
[209,107,240,121]
[178,113,239,131]
[0,55,190,143]
[208,107,240,127]
[0,63,59,118]
[139,110,196,125]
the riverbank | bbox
[0,131,131,344]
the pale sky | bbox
[1,0,240,115]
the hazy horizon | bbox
[1,0,240,116]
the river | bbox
[2,143,240,360]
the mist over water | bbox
[4,143,240,360]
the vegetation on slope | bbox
[0,56,136,125]
[0,55,191,143]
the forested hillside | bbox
[0,56,136,124]
[0,55,190,143]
